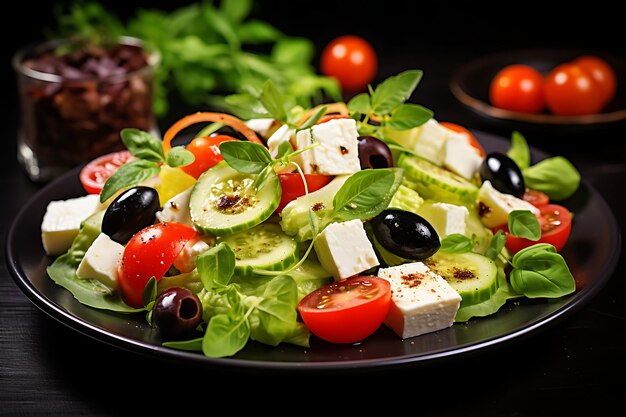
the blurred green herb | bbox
[52,0,340,115]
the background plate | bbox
[6,130,621,372]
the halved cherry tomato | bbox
[181,135,236,179]
[522,188,550,207]
[79,150,134,194]
[297,275,391,344]
[574,55,617,105]
[277,173,333,213]
[439,122,486,157]
[489,64,546,114]
[498,204,572,254]
[320,35,378,93]
[545,63,605,116]
[315,114,350,125]
[118,222,198,308]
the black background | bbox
[2,1,625,416]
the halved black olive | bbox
[371,209,440,261]
[357,136,393,170]
[479,153,525,197]
[102,186,160,244]
[152,287,203,340]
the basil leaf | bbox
[163,337,203,351]
[196,242,236,290]
[347,93,371,114]
[298,106,327,131]
[253,164,278,191]
[507,131,530,170]
[371,70,423,116]
[248,276,298,346]
[99,160,160,203]
[259,80,288,123]
[224,94,271,119]
[221,0,251,24]
[387,103,433,130]
[236,20,283,44]
[522,157,581,200]
[141,276,158,308]
[120,128,164,162]
[485,230,507,261]
[510,243,576,298]
[332,168,404,221]
[166,146,195,168]
[508,210,541,240]
[272,38,314,65]
[276,140,294,159]
[202,313,251,358]
[219,141,272,174]
[440,234,474,253]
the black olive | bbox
[479,153,525,197]
[371,209,440,261]
[102,186,160,244]
[357,136,393,170]
[152,287,203,340]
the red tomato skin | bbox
[181,135,236,179]
[439,122,486,157]
[489,64,546,114]
[316,114,350,125]
[298,276,391,344]
[320,35,377,93]
[118,222,198,308]
[277,173,333,213]
[498,204,572,254]
[79,150,134,194]
[545,63,605,116]
[522,189,550,207]
[574,55,617,105]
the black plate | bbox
[6,131,621,372]
[450,48,626,135]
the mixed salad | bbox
[41,69,581,357]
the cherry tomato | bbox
[439,121,486,157]
[320,35,378,93]
[499,204,572,254]
[316,114,350,125]
[181,135,236,179]
[79,150,134,194]
[489,64,546,114]
[297,275,391,344]
[118,222,198,308]
[522,188,550,207]
[573,55,617,105]
[545,63,605,116]
[277,173,333,213]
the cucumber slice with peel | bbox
[219,223,299,276]
[424,251,498,308]
[399,154,478,205]
[189,161,280,236]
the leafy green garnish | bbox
[507,131,531,170]
[508,210,541,241]
[440,234,476,253]
[484,230,507,261]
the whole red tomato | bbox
[545,63,605,116]
[574,55,617,105]
[489,64,546,114]
[321,35,378,93]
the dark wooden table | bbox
[2,1,625,415]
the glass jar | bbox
[13,36,159,182]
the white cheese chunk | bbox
[429,202,470,238]
[296,118,361,175]
[41,194,103,256]
[314,219,379,281]
[156,187,193,227]
[76,233,124,289]
[377,262,461,339]
[413,119,447,166]
[173,235,214,273]
[443,132,484,180]
[477,180,540,228]
[245,118,275,138]
[267,124,295,158]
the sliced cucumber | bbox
[189,161,280,236]
[399,154,478,205]
[424,251,498,308]
[219,223,298,276]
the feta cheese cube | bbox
[477,180,540,228]
[429,202,470,238]
[413,119,447,166]
[245,118,275,138]
[377,262,461,339]
[173,235,214,273]
[267,124,295,159]
[156,187,193,227]
[296,118,361,175]
[314,219,379,280]
[41,194,103,256]
[76,233,124,289]
[443,132,484,180]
